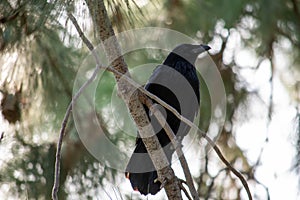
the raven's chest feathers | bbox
[138,58,200,146]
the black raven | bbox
[125,44,210,195]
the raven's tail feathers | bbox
[125,170,161,195]
[125,140,162,195]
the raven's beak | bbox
[200,44,211,51]
[192,44,211,54]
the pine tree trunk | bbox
[85,0,182,199]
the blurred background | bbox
[0,0,299,199]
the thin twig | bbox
[51,13,107,200]
[52,103,71,200]
[205,135,252,199]
[68,12,113,72]
[179,181,193,200]
[52,67,103,200]
[68,13,94,51]
[252,177,270,200]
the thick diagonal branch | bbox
[85,0,182,199]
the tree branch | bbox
[67,13,94,51]
[51,65,104,200]
[52,13,108,200]
[85,0,182,199]
[179,180,193,200]
[52,103,71,200]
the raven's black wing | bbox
[145,63,200,141]
[125,62,200,195]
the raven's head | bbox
[170,43,210,64]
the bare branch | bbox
[179,180,193,200]
[51,62,103,200]
[52,12,108,200]
[85,0,182,199]
[52,103,71,200]
[204,135,252,199]
[67,13,94,51]
[67,12,115,73]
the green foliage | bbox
[1,0,300,199]
[0,133,57,199]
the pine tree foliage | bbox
[0,0,300,199]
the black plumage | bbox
[125,44,210,195]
